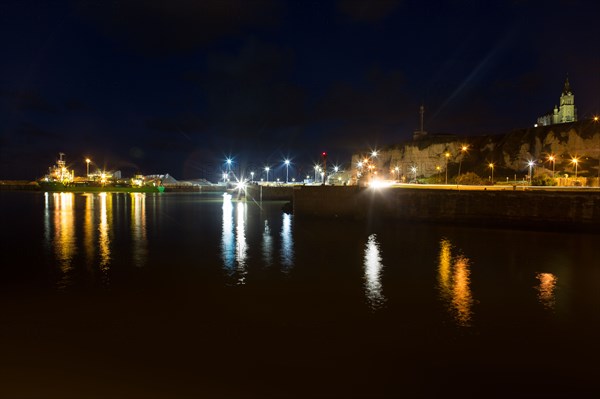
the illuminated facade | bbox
[537,77,577,126]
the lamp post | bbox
[548,155,555,179]
[250,171,254,183]
[265,166,270,183]
[528,160,534,185]
[457,145,468,183]
[444,152,450,184]
[488,163,494,183]
[394,166,399,181]
[411,166,417,183]
[225,158,232,180]
[571,157,579,184]
[314,165,319,183]
[85,158,91,178]
[284,159,290,183]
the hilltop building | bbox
[413,105,428,140]
[536,77,577,126]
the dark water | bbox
[1,191,599,398]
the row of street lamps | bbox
[373,147,582,185]
[223,157,344,184]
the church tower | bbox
[537,76,578,126]
[558,76,576,123]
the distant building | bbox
[537,77,577,126]
[413,105,428,140]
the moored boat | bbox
[38,153,165,193]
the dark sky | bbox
[1,0,599,180]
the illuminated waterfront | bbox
[1,191,599,397]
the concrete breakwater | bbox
[292,186,600,231]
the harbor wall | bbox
[292,186,600,231]
[246,185,294,201]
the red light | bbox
[322,152,327,157]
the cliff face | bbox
[352,119,600,180]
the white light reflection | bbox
[536,272,557,311]
[221,193,248,284]
[280,213,294,271]
[130,193,147,267]
[363,234,385,310]
[437,239,474,327]
[235,201,248,284]
[262,220,273,267]
[221,194,234,271]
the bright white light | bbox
[371,150,378,157]
[265,166,270,172]
[235,180,247,191]
[369,179,394,188]
[284,159,290,166]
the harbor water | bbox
[1,191,599,398]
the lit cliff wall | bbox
[352,119,600,181]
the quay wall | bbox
[293,186,600,231]
[246,185,294,201]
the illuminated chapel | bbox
[536,77,577,126]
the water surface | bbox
[1,191,599,398]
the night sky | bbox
[1,0,599,180]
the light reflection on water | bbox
[131,193,147,268]
[364,234,385,310]
[84,194,95,270]
[262,220,273,267]
[280,213,294,270]
[52,193,76,290]
[98,193,112,283]
[437,238,474,327]
[221,194,248,284]
[35,193,570,324]
[536,272,557,310]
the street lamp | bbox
[284,159,290,183]
[444,152,450,184]
[528,160,535,185]
[394,166,399,181]
[548,155,556,179]
[488,163,494,183]
[85,158,91,178]
[250,171,254,183]
[411,166,417,182]
[457,145,468,183]
[571,157,579,183]
[265,166,270,183]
